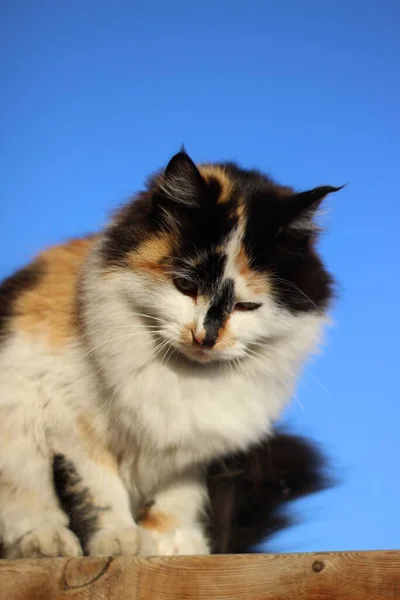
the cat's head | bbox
[102,151,342,364]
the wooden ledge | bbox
[0,551,399,599]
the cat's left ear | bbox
[156,150,207,208]
[278,185,344,234]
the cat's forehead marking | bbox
[224,229,271,297]
[197,164,247,234]
[192,251,227,296]
[237,250,271,296]
[198,164,234,205]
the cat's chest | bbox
[113,359,288,463]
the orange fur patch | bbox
[236,246,251,277]
[234,200,246,223]
[200,165,234,204]
[138,509,177,533]
[236,245,270,295]
[13,237,96,346]
[126,234,174,278]
[215,318,236,350]
[77,414,118,472]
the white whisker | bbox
[244,347,305,412]
[80,330,161,359]
[307,371,330,395]
[75,324,162,344]
[104,338,171,421]
[132,312,169,324]
[247,341,325,401]
[271,275,323,314]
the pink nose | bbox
[191,330,216,349]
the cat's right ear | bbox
[154,151,207,209]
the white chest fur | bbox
[109,357,285,461]
[81,249,326,494]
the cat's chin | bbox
[179,346,216,364]
[175,344,240,365]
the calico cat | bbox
[0,151,341,558]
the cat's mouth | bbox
[186,347,216,363]
[181,345,215,363]
[160,332,235,364]
[169,338,221,364]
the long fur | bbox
[207,431,331,553]
[0,151,341,558]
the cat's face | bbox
[102,152,341,364]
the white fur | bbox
[0,229,327,557]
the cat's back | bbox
[0,236,96,349]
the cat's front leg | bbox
[53,449,140,557]
[0,413,83,559]
[137,473,210,556]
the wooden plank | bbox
[0,551,399,600]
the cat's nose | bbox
[191,330,216,349]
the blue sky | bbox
[1,1,399,552]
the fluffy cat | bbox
[0,151,341,558]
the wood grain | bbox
[0,551,399,600]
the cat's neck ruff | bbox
[80,241,326,463]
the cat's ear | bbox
[156,151,207,207]
[277,185,344,235]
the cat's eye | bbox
[173,276,198,297]
[234,302,262,312]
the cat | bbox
[0,150,341,558]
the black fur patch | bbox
[0,260,43,341]
[52,454,107,553]
[204,278,235,346]
[102,193,162,265]
[173,251,227,298]
[206,431,332,553]
[179,197,237,251]
[268,237,334,312]
[243,186,335,312]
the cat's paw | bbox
[138,527,210,556]
[87,526,139,556]
[8,524,83,558]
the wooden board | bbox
[0,551,399,600]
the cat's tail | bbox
[206,430,333,554]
